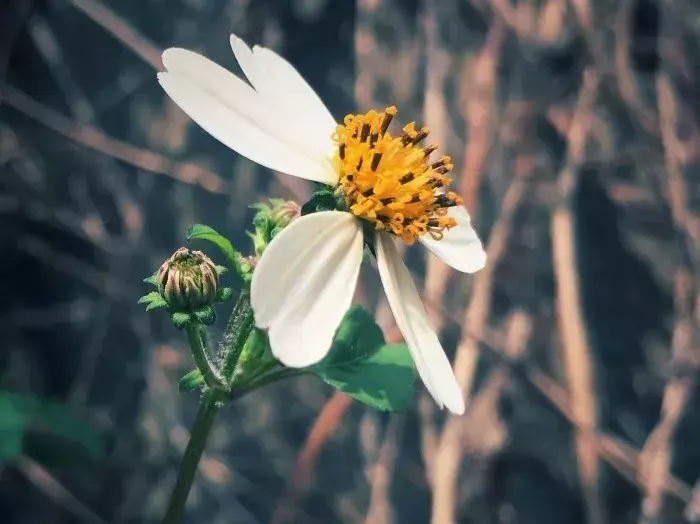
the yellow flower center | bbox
[332,106,462,245]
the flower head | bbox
[158,247,219,311]
[158,34,487,414]
[334,107,461,244]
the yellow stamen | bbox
[332,106,462,244]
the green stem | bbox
[219,291,255,381]
[229,368,310,400]
[185,323,222,390]
[161,389,223,524]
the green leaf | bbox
[171,312,191,329]
[0,394,28,464]
[300,190,338,216]
[322,306,385,365]
[30,400,103,461]
[138,291,162,305]
[143,271,159,286]
[179,369,204,393]
[186,224,241,271]
[318,344,415,411]
[0,393,103,468]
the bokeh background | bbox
[2,0,699,522]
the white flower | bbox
[158,34,487,414]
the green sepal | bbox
[143,271,159,286]
[179,369,205,393]
[300,189,338,216]
[145,296,168,312]
[171,312,191,329]
[216,287,233,303]
[193,306,216,326]
[317,343,415,412]
[138,291,162,305]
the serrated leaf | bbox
[145,297,168,311]
[186,224,241,271]
[138,291,162,305]
[171,312,191,329]
[321,306,385,366]
[0,393,28,465]
[318,343,415,411]
[179,369,204,393]
[143,272,159,286]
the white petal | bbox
[229,34,337,160]
[419,206,486,273]
[158,71,335,183]
[251,211,364,368]
[375,232,465,414]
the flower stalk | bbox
[161,388,224,524]
[185,323,223,390]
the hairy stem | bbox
[161,388,224,524]
[219,291,255,381]
[185,323,222,389]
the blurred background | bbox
[2,0,699,522]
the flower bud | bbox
[251,199,301,256]
[157,247,219,312]
[270,200,301,230]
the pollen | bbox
[332,106,462,244]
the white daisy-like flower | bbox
[158,34,486,414]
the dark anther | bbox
[357,157,364,170]
[411,128,429,145]
[339,143,346,160]
[369,133,379,147]
[380,198,394,205]
[380,112,395,136]
[371,152,382,171]
[362,188,375,197]
[428,219,440,227]
[436,194,458,207]
[400,173,414,184]
[430,159,445,169]
[434,165,450,174]
[360,123,370,142]
[346,174,354,181]
[401,133,414,146]
[409,195,421,203]
[423,145,438,157]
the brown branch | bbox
[14,455,108,524]
[430,133,533,524]
[66,0,162,70]
[550,69,604,524]
[1,83,229,194]
[270,391,354,524]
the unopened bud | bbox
[157,247,218,312]
[270,200,301,230]
[251,199,301,256]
